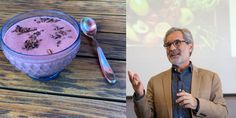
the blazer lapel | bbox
[163,69,172,118]
[191,66,201,97]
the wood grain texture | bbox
[0,0,126,117]
[0,0,126,33]
[0,0,125,15]
[0,0,126,59]
[0,89,126,118]
[0,13,125,34]
[79,33,126,60]
[0,51,126,101]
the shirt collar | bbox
[172,61,193,73]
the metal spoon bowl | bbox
[80,17,117,84]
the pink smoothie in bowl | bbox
[0,10,81,81]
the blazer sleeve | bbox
[195,73,228,118]
[133,79,156,118]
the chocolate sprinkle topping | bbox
[56,40,61,47]
[50,32,62,39]
[58,30,67,36]
[54,26,64,30]
[47,49,53,55]
[22,38,41,50]
[66,29,71,32]
[22,30,43,51]
[34,17,60,24]
[12,25,37,35]
[49,24,72,47]
[29,31,41,39]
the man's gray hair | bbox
[164,27,194,55]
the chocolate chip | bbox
[57,40,61,44]
[50,32,62,39]
[34,31,41,36]
[12,25,37,35]
[56,40,61,47]
[55,32,62,39]
[47,49,53,55]
[34,17,61,24]
[47,18,54,23]
[29,31,41,39]
[22,38,40,50]
[66,30,71,32]
[54,26,64,31]
[58,30,67,36]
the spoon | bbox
[80,17,117,84]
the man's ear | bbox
[189,43,193,52]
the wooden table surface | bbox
[0,0,126,117]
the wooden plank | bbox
[0,12,125,34]
[0,32,126,60]
[0,0,126,33]
[79,33,126,60]
[0,89,126,118]
[0,51,126,101]
[0,0,125,16]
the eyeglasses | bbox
[163,39,188,48]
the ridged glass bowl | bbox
[0,10,81,81]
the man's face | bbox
[164,31,193,66]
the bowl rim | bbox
[0,9,81,57]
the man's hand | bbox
[176,90,198,110]
[128,71,144,97]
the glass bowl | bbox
[0,10,81,81]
